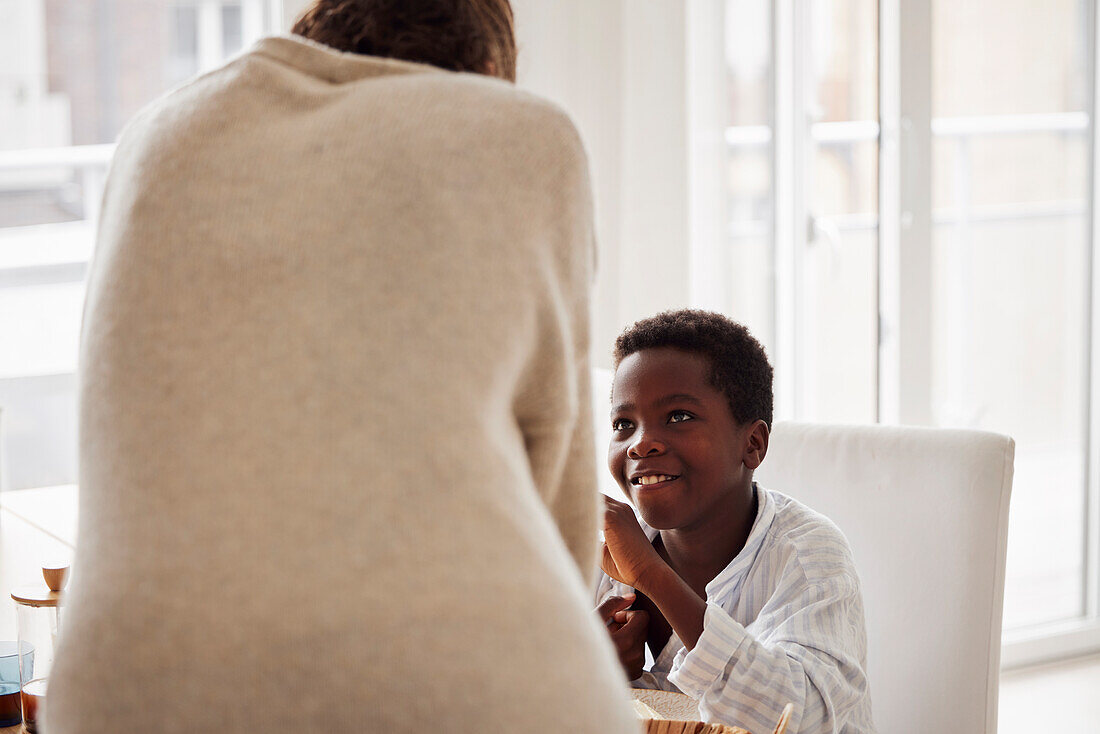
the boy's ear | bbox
[742,419,770,471]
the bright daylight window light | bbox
[0,1,284,492]
[2,0,1099,672]
[706,0,1100,668]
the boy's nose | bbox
[627,435,666,459]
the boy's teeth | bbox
[638,475,674,485]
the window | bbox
[0,0,282,491]
[704,0,1099,666]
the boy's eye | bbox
[668,410,694,424]
[611,418,634,432]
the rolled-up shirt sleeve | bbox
[667,570,871,734]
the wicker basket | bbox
[630,690,752,734]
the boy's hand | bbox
[596,593,650,680]
[601,495,665,591]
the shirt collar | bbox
[705,483,776,600]
[635,483,776,602]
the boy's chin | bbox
[634,504,682,531]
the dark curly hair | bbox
[613,309,774,428]
[292,0,517,82]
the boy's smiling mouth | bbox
[630,473,681,487]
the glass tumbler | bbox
[11,566,66,733]
[0,641,32,727]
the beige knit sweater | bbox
[49,35,639,733]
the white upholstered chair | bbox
[591,370,1014,733]
[756,422,1014,734]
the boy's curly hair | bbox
[613,309,774,428]
[292,0,517,82]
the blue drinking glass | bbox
[0,641,32,727]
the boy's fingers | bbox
[603,494,631,513]
[612,611,650,653]
[596,593,636,622]
[619,609,649,638]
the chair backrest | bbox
[590,370,1014,732]
[755,422,1014,734]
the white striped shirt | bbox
[596,484,876,734]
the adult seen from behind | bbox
[48,1,638,731]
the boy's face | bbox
[608,347,761,531]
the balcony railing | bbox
[2,111,1089,280]
[0,144,114,288]
[724,111,1090,237]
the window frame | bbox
[1002,0,1100,669]
[692,0,1100,668]
[0,0,284,490]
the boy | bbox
[596,309,876,734]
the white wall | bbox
[513,0,693,367]
[282,0,308,27]
[511,0,626,366]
